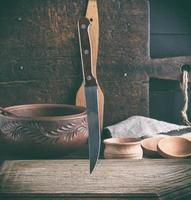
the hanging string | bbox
[180,65,191,126]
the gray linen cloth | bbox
[105,116,191,138]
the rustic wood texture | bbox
[150,0,191,58]
[0,159,190,199]
[0,0,191,126]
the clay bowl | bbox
[157,136,191,158]
[103,137,143,159]
[141,135,168,157]
[180,133,191,141]
[0,104,88,155]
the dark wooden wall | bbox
[150,0,191,58]
[0,0,191,126]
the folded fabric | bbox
[105,116,190,138]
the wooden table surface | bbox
[0,159,190,200]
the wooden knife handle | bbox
[78,17,97,87]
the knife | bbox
[76,0,104,131]
[78,17,100,174]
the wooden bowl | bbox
[103,138,143,159]
[0,104,88,153]
[180,133,191,141]
[157,136,191,158]
[141,135,168,157]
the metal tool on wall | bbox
[78,17,101,173]
[76,0,104,131]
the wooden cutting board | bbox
[76,0,104,130]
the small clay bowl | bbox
[180,133,191,141]
[103,137,143,159]
[0,104,88,153]
[141,135,168,157]
[157,136,191,158]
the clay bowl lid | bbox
[104,137,141,146]
[157,136,191,158]
[141,135,168,157]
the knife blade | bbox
[78,17,101,174]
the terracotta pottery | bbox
[103,137,143,159]
[141,135,168,157]
[157,136,191,158]
[180,133,191,141]
[0,104,88,152]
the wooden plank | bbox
[103,77,149,125]
[150,0,191,58]
[150,0,191,34]
[150,34,191,58]
[0,56,82,82]
[0,159,190,199]
[0,194,159,200]
[149,78,185,124]
[0,80,81,107]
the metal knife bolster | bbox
[78,17,97,88]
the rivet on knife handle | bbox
[78,17,101,174]
[78,18,97,87]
